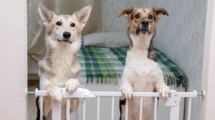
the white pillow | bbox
[83,32,130,48]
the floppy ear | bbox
[118,8,134,20]
[152,7,169,22]
[38,4,55,25]
[75,6,92,27]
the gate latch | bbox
[165,90,181,107]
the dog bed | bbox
[77,47,186,87]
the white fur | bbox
[46,85,62,102]
[38,38,82,118]
[119,33,170,120]
[37,5,92,120]
[39,40,81,90]
[66,79,80,93]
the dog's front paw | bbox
[66,79,80,93]
[119,82,133,100]
[159,85,170,100]
[46,85,62,102]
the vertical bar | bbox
[97,96,100,120]
[111,96,114,120]
[187,98,192,120]
[52,100,62,120]
[83,98,86,120]
[40,96,43,120]
[154,97,157,120]
[169,103,180,120]
[66,99,70,120]
[139,97,143,120]
[125,99,128,120]
[76,108,78,120]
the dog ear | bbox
[118,8,134,20]
[152,7,169,22]
[38,4,55,25]
[75,6,92,27]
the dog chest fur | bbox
[38,40,81,89]
[125,33,161,82]
[119,7,170,120]
[120,33,164,120]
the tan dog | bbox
[37,4,91,120]
[118,7,170,120]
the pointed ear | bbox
[75,6,92,27]
[38,4,54,25]
[153,7,169,22]
[118,8,134,20]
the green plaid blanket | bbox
[77,47,186,87]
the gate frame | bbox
[34,88,198,120]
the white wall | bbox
[201,0,215,119]
[100,0,207,120]
[0,0,27,120]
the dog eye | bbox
[135,14,140,19]
[149,15,153,19]
[71,23,75,27]
[56,21,62,26]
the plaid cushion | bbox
[77,47,186,87]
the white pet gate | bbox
[25,88,205,120]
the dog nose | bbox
[141,20,149,26]
[63,32,71,39]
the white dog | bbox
[37,4,91,120]
[118,7,170,120]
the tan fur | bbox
[37,4,92,120]
[119,7,170,120]
[44,98,81,120]
[119,8,164,35]
[152,7,169,22]
[119,7,169,62]
[46,84,58,95]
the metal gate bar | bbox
[30,88,203,120]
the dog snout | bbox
[63,32,71,39]
[141,20,149,27]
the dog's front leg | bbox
[155,81,170,100]
[46,84,63,102]
[119,69,134,100]
[66,79,80,93]
[119,81,133,100]
[66,79,80,113]
[154,69,170,100]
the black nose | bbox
[141,20,149,26]
[63,32,71,39]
